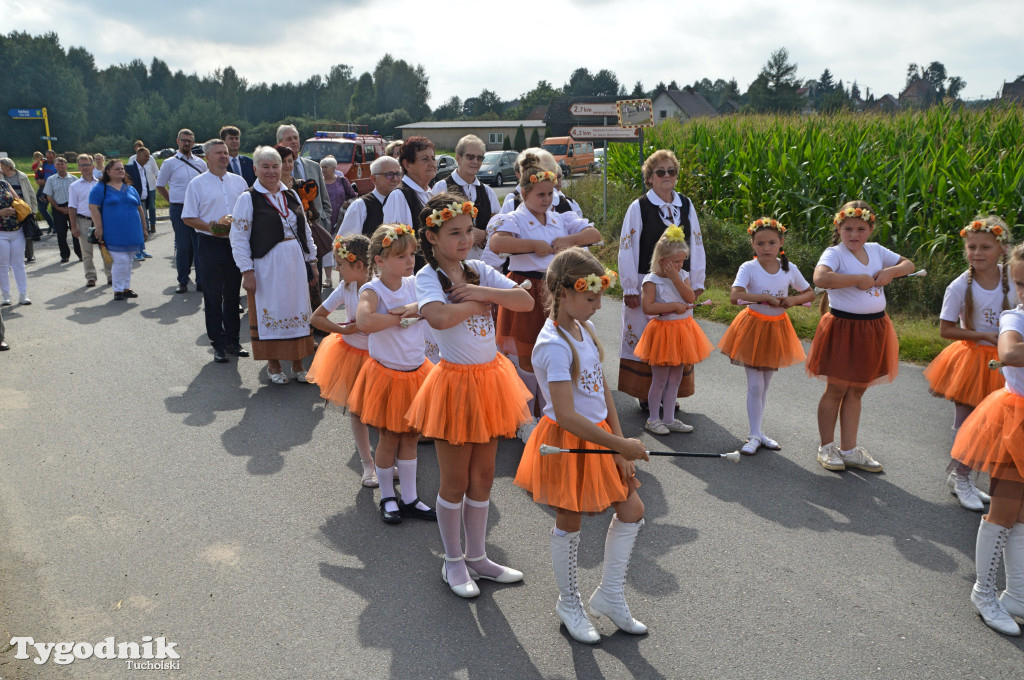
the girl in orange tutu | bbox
[808,201,915,473]
[719,217,814,454]
[347,223,435,525]
[408,193,535,598]
[950,243,1024,636]
[514,248,650,644]
[307,234,377,487]
[633,225,713,435]
[925,217,1015,510]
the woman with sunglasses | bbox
[617,150,706,411]
[431,135,498,261]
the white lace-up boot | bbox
[589,515,647,634]
[551,529,599,644]
[1000,523,1024,618]
[971,519,1021,636]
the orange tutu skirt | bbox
[718,307,806,371]
[924,341,1003,407]
[514,417,636,513]
[951,389,1024,483]
[405,354,532,445]
[633,317,714,366]
[306,335,369,406]
[496,272,547,371]
[346,358,432,433]
[806,311,899,387]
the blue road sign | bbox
[8,108,43,119]
[40,136,57,141]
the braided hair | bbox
[820,199,876,315]
[334,233,370,269]
[544,248,605,383]
[962,215,1014,331]
[367,223,417,278]
[417,192,481,293]
[748,224,790,272]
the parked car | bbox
[477,150,517,187]
[155,148,176,159]
[430,154,457,186]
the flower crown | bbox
[380,224,415,248]
[833,207,876,227]
[747,217,787,234]
[528,171,557,184]
[960,220,1008,242]
[662,225,688,242]
[573,270,618,294]
[424,201,479,228]
[333,235,359,263]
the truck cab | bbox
[300,127,386,194]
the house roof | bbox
[656,88,717,118]
[1001,80,1024,103]
[525,105,548,121]
[899,79,934,101]
[397,120,546,130]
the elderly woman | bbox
[1,158,39,263]
[89,160,148,301]
[231,146,319,385]
[319,155,358,288]
[617,149,706,415]
[0,165,32,306]
[384,140,403,159]
[431,134,498,260]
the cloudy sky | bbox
[7,0,1023,106]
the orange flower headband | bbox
[332,235,358,262]
[381,224,415,248]
[528,171,557,183]
[960,220,1008,242]
[424,201,478,228]
[573,270,617,294]
[833,207,876,227]
[747,217,787,234]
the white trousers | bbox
[0,230,27,296]
[110,250,133,292]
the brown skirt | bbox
[617,358,694,400]
[247,292,315,361]
[496,271,548,372]
[805,311,899,388]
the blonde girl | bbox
[514,248,650,645]
[632,225,713,435]
[950,243,1024,636]
[807,201,915,473]
[307,234,377,487]
[407,192,534,598]
[718,218,815,454]
[346,224,435,524]
[925,217,1015,510]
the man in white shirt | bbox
[182,139,250,363]
[338,156,401,238]
[128,140,159,233]
[276,124,330,222]
[157,128,208,293]
[67,155,110,287]
[43,156,80,263]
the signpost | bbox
[569,102,619,117]
[568,126,638,140]
[7,107,54,150]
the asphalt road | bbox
[1,230,1022,679]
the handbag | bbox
[2,181,32,222]
[308,216,333,260]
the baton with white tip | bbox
[538,443,741,462]
[813,269,927,295]
[989,359,1004,370]
[399,317,421,329]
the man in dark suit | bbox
[220,125,256,186]
[276,124,330,221]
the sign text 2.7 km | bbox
[569,102,619,117]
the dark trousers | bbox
[143,192,156,232]
[53,204,81,261]
[196,235,241,350]
[170,203,200,286]
[36,186,54,230]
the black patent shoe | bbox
[398,498,437,521]
[379,497,402,524]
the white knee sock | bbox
[437,495,471,586]
[376,465,397,512]
[396,459,419,505]
[745,367,766,438]
[758,370,774,437]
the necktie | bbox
[294,158,305,180]
[232,157,240,175]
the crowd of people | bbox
[1,128,1022,645]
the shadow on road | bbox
[139,290,203,325]
[165,358,251,427]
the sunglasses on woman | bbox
[653,168,678,177]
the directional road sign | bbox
[569,102,619,117]
[8,108,43,119]
[568,126,639,140]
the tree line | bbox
[1,32,971,157]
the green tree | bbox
[432,96,462,120]
[349,72,375,119]
[372,54,429,119]
[513,124,527,151]
[529,128,540,147]
[747,48,802,112]
[502,135,512,150]
[506,80,561,119]
[321,64,355,121]
[630,80,646,98]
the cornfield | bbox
[608,106,1024,255]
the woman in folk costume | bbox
[617,149,705,408]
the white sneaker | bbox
[663,419,694,433]
[1,296,11,306]
[952,474,985,511]
[837,446,883,473]
[817,443,844,471]
[644,420,670,436]
[18,293,30,305]
[517,417,537,443]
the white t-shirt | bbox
[817,243,902,315]
[732,260,811,318]
[642,271,693,321]
[939,267,1017,346]
[182,171,248,227]
[156,153,207,203]
[999,306,1024,396]
[489,202,593,273]
[416,260,517,365]
[360,276,425,370]
[532,319,607,424]
[67,178,97,217]
[322,283,368,350]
